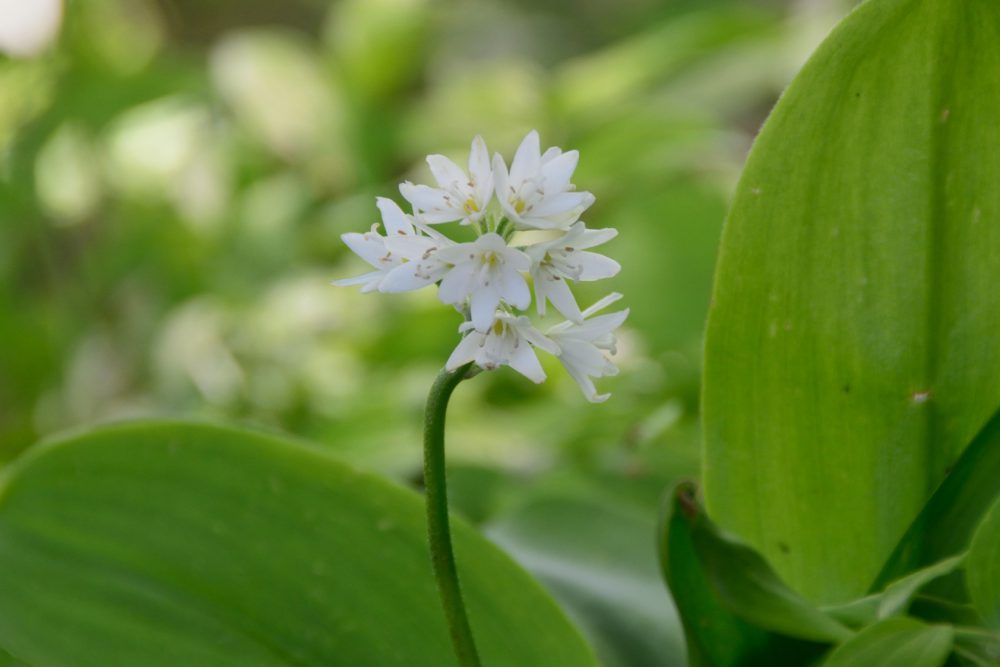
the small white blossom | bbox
[434,233,531,332]
[527,222,620,322]
[547,293,629,403]
[493,130,594,230]
[333,198,416,293]
[446,313,559,383]
[400,135,493,225]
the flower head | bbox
[335,131,628,402]
[493,130,594,230]
[547,293,629,403]
[400,135,493,225]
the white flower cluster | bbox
[336,131,628,402]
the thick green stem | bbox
[424,362,482,666]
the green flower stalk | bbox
[335,130,628,663]
[423,362,480,666]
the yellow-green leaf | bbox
[822,618,953,667]
[966,496,1000,627]
[704,0,1000,603]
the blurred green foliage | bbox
[0,0,855,499]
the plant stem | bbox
[424,362,482,667]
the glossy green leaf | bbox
[966,496,1000,627]
[0,422,599,667]
[952,627,1000,666]
[874,405,1000,591]
[0,646,27,667]
[486,495,686,667]
[659,483,840,666]
[704,0,1000,603]
[822,618,953,667]
[877,554,966,620]
[823,554,965,629]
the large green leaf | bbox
[821,618,953,667]
[486,495,686,667]
[703,0,1000,603]
[966,496,1000,627]
[874,405,1000,590]
[824,554,966,629]
[659,483,841,666]
[0,422,599,666]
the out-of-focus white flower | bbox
[527,222,620,322]
[434,233,531,331]
[400,135,494,225]
[446,313,559,383]
[333,198,415,293]
[493,130,594,230]
[547,293,629,403]
[0,0,62,58]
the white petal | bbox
[508,342,546,383]
[503,245,532,272]
[433,242,476,264]
[379,263,434,292]
[427,154,467,190]
[576,226,618,249]
[530,191,594,218]
[499,266,530,310]
[446,332,484,371]
[559,338,610,376]
[469,136,493,204]
[437,261,476,305]
[384,234,435,260]
[564,309,629,342]
[542,276,583,323]
[576,251,621,281]
[513,317,560,355]
[470,286,501,332]
[399,182,461,222]
[375,197,414,236]
[540,146,563,164]
[341,231,389,268]
[333,271,381,290]
[476,232,508,252]
[492,152,510,194]
[509,130,540,185]
[561,357,605,402]
[416,209,466,224]
[540,150,579,193]
[581,292,624,318]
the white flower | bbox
[547,293,629,403]
[493,130,595,230]
[0,0,62,58]
[527,222,620,322]
[434,233,531,332]
[379,234,454,293]
[333,198,415,292]
[400,135,493,225]
[446,313,559,383]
